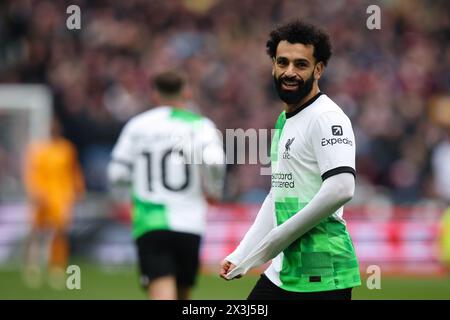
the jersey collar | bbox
[285,92,323,119]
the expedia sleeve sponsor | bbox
[271,172,295,188]
[311,111,356,176]
[321,137,353,147]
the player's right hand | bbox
[219,260,241,280]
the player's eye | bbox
[295,61,308,68]
[276,58,288,66]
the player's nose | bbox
[285,63,296,77]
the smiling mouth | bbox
[281,81,300,90]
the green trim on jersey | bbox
[275,197,307,225]
[277,215,361,292]
[270,111,286,162]
[170,107,203,123]
[271,111,361,292]
[131,194,169,239]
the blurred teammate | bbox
[220,20,361,300]
[108,71,225,300]
[23,118,85,289]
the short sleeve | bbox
[310,111,356,181]
[199,119,222,147]
[195,119,224,161]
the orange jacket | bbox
[24,138,85,208]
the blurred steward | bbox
[440,206,450,270]
[23,117,85,289]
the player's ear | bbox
[314,62,324,80]
[151,90,160,105]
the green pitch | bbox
[0,262,449,300]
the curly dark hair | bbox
[266,20,332,66]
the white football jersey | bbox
[270,92,355,222]
[110,106,223,238]
[265,92,360,292]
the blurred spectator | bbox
[440,206,450,269]
[432,133,450,203]
[22,117,85,289]
[0,0,449,203]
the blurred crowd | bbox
[0,0,449,204]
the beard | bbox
[273,71,315,105]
